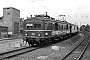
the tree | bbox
[85,24,90,32]
[80,25,86,31]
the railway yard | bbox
[0,33,89,60]
[0,1,90,60]
[0,8,82,60]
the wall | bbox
[3,7,20,37]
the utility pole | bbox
[45,12,47,16]
[45,11,47,18]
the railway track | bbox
[60,33,90,60]
[0,33,85,60]
[0,46,40,60]
[0,38,61,60]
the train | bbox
[22,13,79,46]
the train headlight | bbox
[38,33,41,36]
[31,33,35,35]
[25,33,28,36]
[45,32,48,35]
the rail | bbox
[0,46,40,60]
[60,33,90,60]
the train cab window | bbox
[34,24,41,29]
[47,23,53,30]
[26,24,33,30]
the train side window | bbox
[52,24,55,30]
[74,26,75,30]
[59,25,60,30]
[55,23,58,30]
[64,25,65,29]
[47,23,53,30]
[45,23,47,30]
[69,25,72,29]
[61,25,63,30]
[74,26,76,30]
[66,25,68,30]
[60,25,61,30]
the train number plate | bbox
[32,33,35,35]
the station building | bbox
[0,26,8,38]
[3,7,20,38]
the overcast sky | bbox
[0,0,90,26]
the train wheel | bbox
[40,40,45,45]
[28,42,31,46]
[31,43,34,46]
[61,37,63,39]
[37,41,40,45]
[29,40,34,46]
[45,39,48,43]
[63,36,65,39]
[58,37,61,42]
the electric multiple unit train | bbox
[23,14,79,46]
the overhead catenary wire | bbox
[28,0,89,20]
[74,0,84,17]
[28,0,60,15]
[28,0,70,20]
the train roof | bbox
[24,17,78,26]
[24,17,56,22]
[55,20,70,24]
[26,17,52,21]
[57,20,78,26]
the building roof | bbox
[0,26,8,28]
[3,7,20,12]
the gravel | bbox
[0,39,23,53]
[5,34,84,60]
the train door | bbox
[70,24,72,33]
[55,23,58,30]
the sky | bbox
[0,0,90,27]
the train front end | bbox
[23,17,52,45]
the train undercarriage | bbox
[23,32,78,46]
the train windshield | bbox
[26,23,41,30]
[26,24,33,30]
[34,24,41,29]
